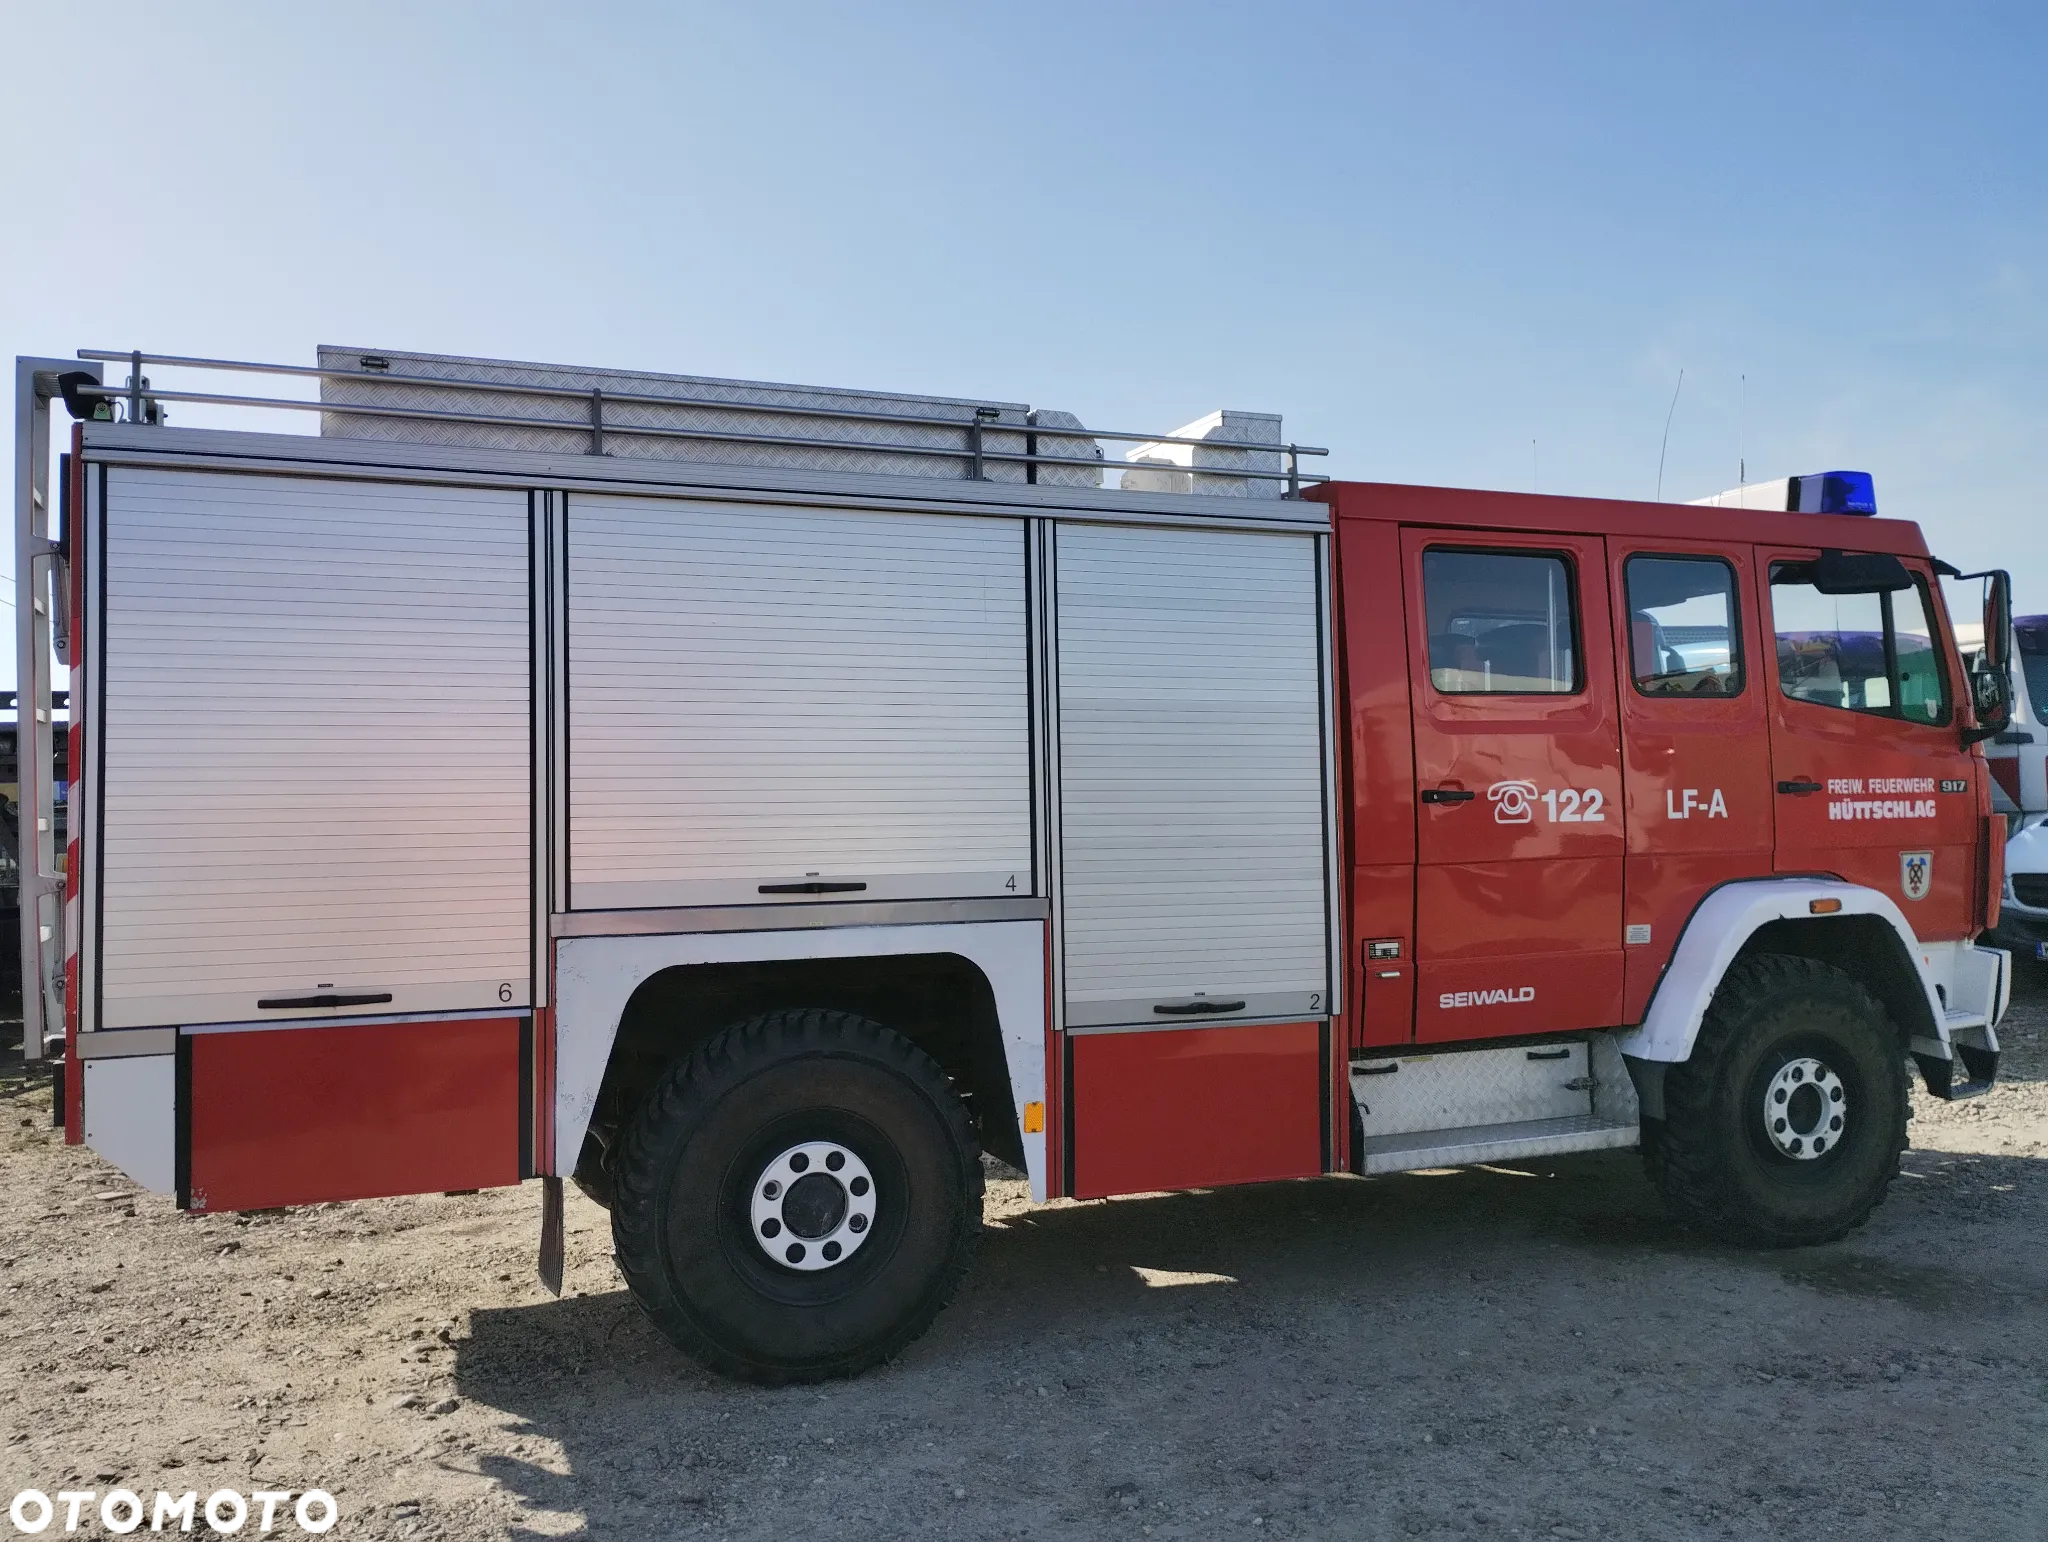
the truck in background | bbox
[1974,614,2048,957]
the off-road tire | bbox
[611,1008,982,1385]
[1646,953,1909,1247]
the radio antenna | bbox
[1655,369,1684,501]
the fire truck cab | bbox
[14,350,2015,1385]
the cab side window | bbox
[1624,555,1742,696]
[1768,563,1949,726]
[1422,549,1580,695]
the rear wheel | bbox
[1647,953,1908,1246]
[611,1008,982,1384]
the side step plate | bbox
[1355,1114,1638,1176]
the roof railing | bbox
[68,349,1331,495]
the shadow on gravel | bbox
[448,1139,2048,1539]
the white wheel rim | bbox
[748,1140,878,1271]
[1762,1056,1848,1160]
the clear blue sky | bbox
[6,1,2044,666]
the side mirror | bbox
[1968,665,2012,742]
[1961,568,2014,744]
[1982,568,2013,673]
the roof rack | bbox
[69,349,1331,497]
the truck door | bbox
[1757,546,1979,934]
[1400,529,1624,1041]
[1606,541,1773,1022]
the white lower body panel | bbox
[553,918,1049,1198]
[82,1054,176,1193]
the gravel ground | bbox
[2,979,2044,1541]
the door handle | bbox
[758,880,869,894]
[1776,780,1824,795]
[1420,787,1476,803]
[1153,999,1247,1016]
[257,992,393,1010]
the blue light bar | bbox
[1791,470,1876,516]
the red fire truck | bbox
[14,348,2015,1384]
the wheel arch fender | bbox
[551,920,1050,1199]
[1619,879,1941,1068]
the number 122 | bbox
[1542,788,1605,822]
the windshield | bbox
[1768,566,1949,726]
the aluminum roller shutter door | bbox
[1057,524,1329,1027]
[97,470,531,1030]
[567,496,1031,908]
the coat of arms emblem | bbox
[1900,850,1932,901]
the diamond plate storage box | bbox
[317,345,1105,486]
[1121,409,1287,498]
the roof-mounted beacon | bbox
[1689,470,1877,516]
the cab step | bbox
[1349,1034,1641,1177]
[1354,1113,1638,1175]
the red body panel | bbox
[1399,526,1624,1040]
[1414,859,1625,1041]
[1606,535,1773,1021]
[1069,1023,1322,1199]
[1619,852,1768,1021]
[1338,523,1418,1051]
[1756,547,1978,940]
[187,1017,523,1212]
[1351,862,1417,1049]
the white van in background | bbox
[1975,615,2048,959]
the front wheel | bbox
[611,1009,982,1384]
[1647,953,1909,1246]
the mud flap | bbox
[538,1174,564,1296]
[1912,1042,1999,1101]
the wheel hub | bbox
[749,1141,877,1271]
[1761,1056,1847,1160]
